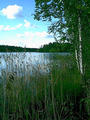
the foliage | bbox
[39,42,73,52]
[34,0,90,44]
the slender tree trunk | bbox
[78,16,83,74]
[78,15,90,117]
[75,48,79,70]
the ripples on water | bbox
[0,52,70,80]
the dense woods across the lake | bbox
[39,42,73,52]
[0,45,38,52]
[0,42,73,52]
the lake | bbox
[0,52,70,78]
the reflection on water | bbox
[0,52,70,78]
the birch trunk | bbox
[75,48,79,70]
[78,16,83,74]
[78,16,90,116]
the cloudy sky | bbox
[0,0,55,48]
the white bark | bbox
[78,16,83,74]
[75,49,79,70]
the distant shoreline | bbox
[0,45,38,52]
[0,43,73,52]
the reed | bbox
[0,53,88,120]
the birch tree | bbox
[34,0,90,114]
[34,0,89,75]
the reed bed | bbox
[0,53,88,120]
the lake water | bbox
[0,52,70,80]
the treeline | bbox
[0,42,73,52]
[38,42,73,52]
[0,45,38,52]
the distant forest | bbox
[0,42,73,52]
[39,42,73,52]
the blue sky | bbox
[0,0,55,48]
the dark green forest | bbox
[39,42,73,52]
[0,45,38,52]
[0,42,73,52]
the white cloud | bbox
[0,31,55,48]
[35,31,48,37]
[16,24,22,28]
[0,38,20,47]
[4,25,16,31]
[24,19,30,28]
[0,23,23,31]
[16,33,24,38]
[17,32,34,38]
[0,25,4,31]
[1,5,23,19]
[23,19,38,29]
[16,31,55,48]
[17,31,52,39]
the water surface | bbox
[0,52,70,78]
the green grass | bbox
[0,54,88,120]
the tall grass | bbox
[0,53,88,120]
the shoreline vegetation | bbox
[0,42,73,52]
[0,53,88,120]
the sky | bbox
[0,0,55,48]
